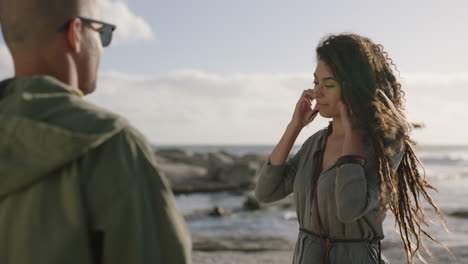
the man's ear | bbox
[66,18,82,53]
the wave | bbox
[415,150,468,167]
[420,156,467,166]
[425,171,468,180]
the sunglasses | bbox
[58,16,117,47]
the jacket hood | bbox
[0,76,126,199]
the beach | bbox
[155,145,468,264]
[192,246,468,264]
[184,191,468,264]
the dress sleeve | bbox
[335,140,405,223]
[254,134,316,203]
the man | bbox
[0,0,191,263]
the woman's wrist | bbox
[288,120,303,133]
[269,121,302,166]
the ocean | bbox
[158,145,468,251]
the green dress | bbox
[255,125,404,264]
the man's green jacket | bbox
[0,76,191,264]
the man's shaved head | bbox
[0,0,104,95]
[0,0,97,51]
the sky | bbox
[1,0,468,146]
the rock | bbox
[239,153,268,163]
[155,148,210,167]
[155,148,193,162]
[156,159,239,194]
[206,152,236,178]
[184,210,210,221]
[153,150,267,194]
[449,210,468,219]
[184,206,235,221]
[243,194,262,210]
[216,161,260,188]
[209,206,232,217]
[192,233,294,252]
[218,150,238,160]
[209,152,236,166]
[156,161,207,183]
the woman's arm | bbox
[335,144,404,223]
[335,101,405,222]
[255,89,317,203]
[254,122,302,203]
[269,122,302,165]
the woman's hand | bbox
[270,90,316,166]
[291,89,318,129]
[338,101,353,134]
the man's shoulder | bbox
[56,99,155,161]
[2,76,131,135]
[58,96,129,135]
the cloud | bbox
[99,0,155,45]
[0,44,13,79]
[1,47,466,146]
[88,70,327,145]
[87,70,468,146]
[400,72,468,104]
[399,72,468,145]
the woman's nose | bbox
[313,84,323,98]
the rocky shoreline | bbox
[155,148,266,194]
[191,234,467,264]
[155,148,468,219]
[192,246,468,264]
[155,148,468,264]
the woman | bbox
[254,34,446,264]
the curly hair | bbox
[316,33,449,263]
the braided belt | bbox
[299,227,382,264]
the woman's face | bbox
[313,60,342,118]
